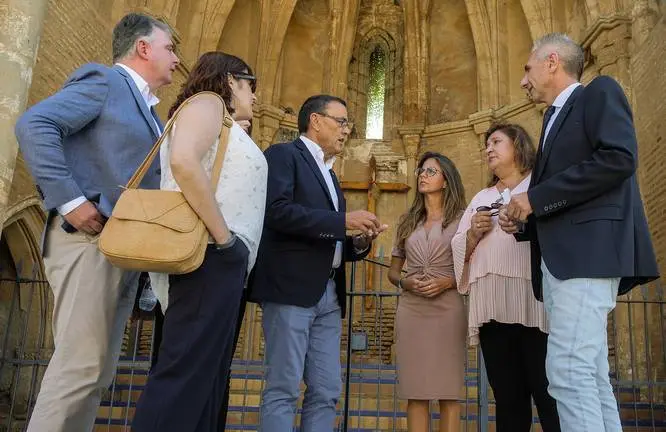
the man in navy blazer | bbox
[500,33,658,431]
[250,95,387,431]
[14,13,179,432]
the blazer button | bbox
[156,168,161,175]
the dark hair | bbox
[484,123,536,187]
[112,13,171,63]
[395,152,466,249]
[168,51,254,119]
[297,94,347,133]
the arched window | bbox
[347,28,401,140]
[366,45,386,139]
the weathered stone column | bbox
[0,0,49,227]
[398,127,423,205]
[469,109,496,186]
[632,0,660,48]
[253,104,284,151]
[585,17,632,96]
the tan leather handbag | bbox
[98,91,233,274]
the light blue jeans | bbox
[259,282,342,431]
[541,260,622,432]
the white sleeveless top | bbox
[149,120,267,309]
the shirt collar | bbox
[116,63,160,108]
[552,82,582,108]
[300,135,336,170]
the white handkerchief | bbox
[501,188,511,204]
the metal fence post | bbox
[342,261,356,432]
[478,348,489,432]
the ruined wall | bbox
[278,0,330,113]
[633,16,666,278]
[427,0,477,124]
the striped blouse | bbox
[451,174,548,346]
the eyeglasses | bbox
[316,112,353,130]
[230,72,257,92]
[414,167,441,178]
[476,195,504,216]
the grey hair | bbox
[112,13,171,63]
[532,33,584,80]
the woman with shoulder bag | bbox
[132,52,267,432]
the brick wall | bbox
[632,16,666,276]
[28,0,112,107]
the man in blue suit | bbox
[500,33,658,430]
[250,95,388,431]
[15,13,179,431]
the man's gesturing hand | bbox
[345,210,383,236]
[504,192,532,222]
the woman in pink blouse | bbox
[388,152,467,432]
[451,123,560,431]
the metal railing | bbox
[0,259,664,431]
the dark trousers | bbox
[217,289,247,430]
[479,321,561,432]
[132,242,248,432]
[150,302,164,368]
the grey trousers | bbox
[259,282,342,432]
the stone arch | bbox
[519,0,553,39]
[322,0,361,99]
[429,0,477,123]
[463,0,498,109]
[176,0,237,65]
[277,0,330,114]
[216,0,261,68]
[0,204,50,423]
[253,0,299,106]
[2,201,46,280]
[500,0,535,104]
[347,27,401,140]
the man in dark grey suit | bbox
[15,13,179,431]
[499,33,658,431]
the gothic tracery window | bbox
[365,44,386,139]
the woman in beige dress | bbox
[388,151,467,432]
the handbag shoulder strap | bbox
[126,91,233,190]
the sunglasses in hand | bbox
[475,196,504,217]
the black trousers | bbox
[132,242,248,432]
[479,321,561,432]
[217,289,248,430]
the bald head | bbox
[532,33,585,80]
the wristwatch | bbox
[398,277,404,289]
[214,233,237,250]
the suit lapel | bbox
[295,139,337,210]
[151,106,164,134]
[329,168,345,212]
[114,65,160,139]
[534,86,583,182]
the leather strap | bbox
[126,91,233,192]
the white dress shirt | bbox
[57,63,161,215]
[300,135,343,269]
[543,82,582,145]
